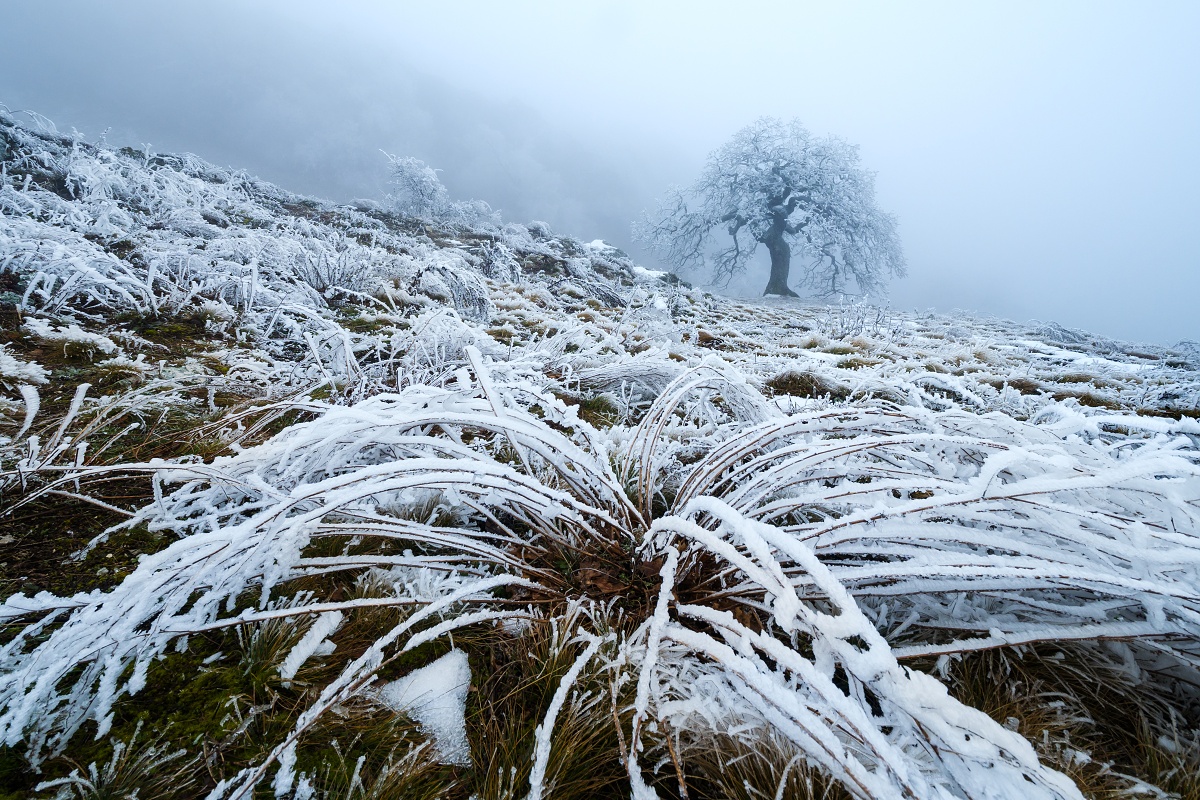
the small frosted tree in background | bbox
[384,154,449,219]
[384,152,499,228]
[636,117,905,298]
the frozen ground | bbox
[1,108,1199,799]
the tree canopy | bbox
[636,118,905,298]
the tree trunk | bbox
[762,227,797,297]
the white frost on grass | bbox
[3,106,1200,799]
[0,345,48,386]
[23,317,117,358]
[278,611,342,682]
[375,649,471,766]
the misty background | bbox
[2,0,1197,346]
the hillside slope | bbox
[2,109,1199,800]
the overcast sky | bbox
[3,1,1198,345]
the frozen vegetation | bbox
[1,108,1199,799]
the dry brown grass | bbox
[678,726,850,800]
[464,612,632,800]
[935,643,1200,799]
[762,370,849,401]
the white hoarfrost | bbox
[0,346,48,386]
[23,317,118,358]
[278,610,343,682]
[375,649,472,766]
[2,108,1199,799]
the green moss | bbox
[0,745,37,800]
[342,316,390,334]
[0,491,160,598]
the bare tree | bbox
[636,118,905,298]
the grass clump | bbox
[936,643,1200,800]
[33,721,197,800]
[1051,390,1122,410]
[299,734,457,800]
[554,391,621,429]
[680,727,851,800]
[465,610,633,800]
[836,356,879,370]
[763,369,849,400]
[983,376,1043,395]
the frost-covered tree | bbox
[384,154,450,219]
[636,118,905,298]
[384,153,499,228]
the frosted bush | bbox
[383,152,500,228]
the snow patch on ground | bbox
[375,649,471,766]
[631,264,667,280]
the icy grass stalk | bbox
[15,383,39,439]
[277,610,343,682]
[526,631,606,800]
[627,548,678,800]
[216,579,529,800]
[646,498,1085,800]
